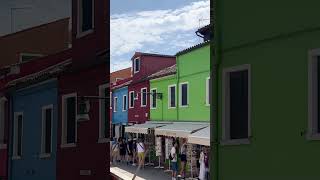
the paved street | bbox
[111,163,172,180]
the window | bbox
[122,95,127,111]
[110,92,112,109]
[0,97,7,149]
[20,53,43,63]
[141,88,147,107]
[41,105,53,157]
[133,58,140,73]
[179,82,189,107]
[206,77,211,105]
[113,97,118,112]
[308,49,320,140]
[99,84,109,142]
[78,0,94,36]
[61,93,77,147]
[168,85,176,108]
[13,112,23,159]
[222,64,251,145]
[150,89,157,109]
[129,91,135,108]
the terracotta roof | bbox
[110,67,131,83]
[147,64,176,80]
[6,59,72,89]
[176,41,210,56]
[111,77,132,90]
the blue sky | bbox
[110,0,210,72]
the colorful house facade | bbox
[128,52,175,124]
[111,78,131,139]
[213,1,320,179]
[9,80,59,180]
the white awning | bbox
[154,122,209,138]
[125,122,172,134]
[188,126,210,146]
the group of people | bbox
[110,137,146,168]
[169,139,209,180]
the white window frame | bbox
[40,105,54,158]
[122,95,128,111]
[150,88,157,109]
[222,64,251,145]
[0,97,7,149]
[133,58,140,74]
[13,112,23,160]
[308,48,320,140]
[168,84,177,109]
[99,84,109,143]
[179,82,189,108]
[61,93,77,148]
[141,87,147,107]
[77,0,95,38]
[19,53,43,63]
[206,77,211,106]
[110,91,112,109]
[129,91,135,108]
[113,97,118,112]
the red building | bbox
[128,52,175,124]
[56,0,108,180]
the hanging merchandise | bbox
[155,136,162,157]
[165,138,173,160]
[187,144,198,178]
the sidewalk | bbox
[110,163,172,180]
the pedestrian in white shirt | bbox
[170,142,178,180]
[137,138,145,168]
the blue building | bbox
[112,80,130,140]
[9,79,58,180]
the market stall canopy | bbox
[154,122,209,138]
[188,126,210,146]
[125,122,172,134]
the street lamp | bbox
[11,6,33,33]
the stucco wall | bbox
[112,86,128,125]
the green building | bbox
[149,41,210,122]
[213,1,320,179]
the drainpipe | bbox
[176,60,179,122]
[212,0,221,179]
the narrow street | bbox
[110,163,172,180]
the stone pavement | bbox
[110,163,172,180]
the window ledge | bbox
[60,143,77,148]
[12,156,21,160]
[180,105,189,108]
[98,138,110,144]
[0,144,7,149]
[306,133,320,141]
[76,29,94,38]
[220,139,250,146]
[39,153,51,159]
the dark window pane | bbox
[135,59,140,72]
[152,90,157,108]
[130,92,134,107]
[67,97,76,144]
[17,115,23,156]
[123,96,127,110]
[45,109,52,153]
[142,89,147,106]
[230,70,248,139]
[181,84,188,106]
[82,0,93,32]
[170,87,176,107]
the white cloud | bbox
[111,0,209,72]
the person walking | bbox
[199,147,206,180]
[170,142,178,180]
[178,139,187,179]
[132,138,137,166]
[111,138,120,163]
[137,138,145,168]
[127,138,134,165]
[119,138,127,163]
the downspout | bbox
[212,0,221,179]
[176,58,179,122]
